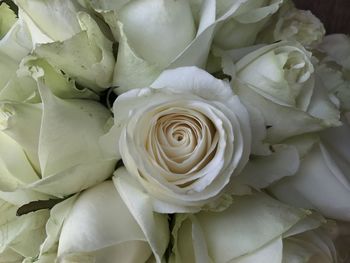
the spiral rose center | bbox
[146,108,218,175]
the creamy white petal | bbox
[58,181,167,263]
[113,168,170,261]
[119,0,195,67]
[270,143,350,221]
[171,192,307,263]
[0,132,39,192]
[235,144,299,189]
[17,80,116,197]
[0,3,17,38]
[0,101,42,171]
[14,0,82,44]
[35,12,115,91]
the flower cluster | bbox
[0,0,350,262]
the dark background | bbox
[293,0,350,34]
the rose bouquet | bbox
[0,0,350,262]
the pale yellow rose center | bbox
[146,108,219,177]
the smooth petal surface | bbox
[171,192,307,263]
[39,195,78,258]
[235,144,299,189]
[214,0,283,49]
[236,84,337,143]
[0,132,39,192]
[229,238,283,263]
[0,18,32,91]
[114,0,247,93]
[28,81,115,196]
[113,168,170,262]
[15,0,82,44]
[283,229,337,263]
[58,181,166,263]
[270,142,350,221]
[119,0,196,67]
[0,198,49,260]
[0,101,42,171]
[0,3,17,38]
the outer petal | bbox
[0,132,39,192]
[0,101,42,171]
[27,80,115,196]
[171,192,307,263]
[270,142,350,221]
[229,238,283,263]
[234,144,299,189]
[114,0,247,93]
[0,197,49,260]
[0,18,32,91]
[119,0,196,67]
[283,229,337,263]
[39,195,78,258]
[0,3,17,38]
[236,83,340,143]
[113,168,170,262]
[14,0,82,44]
[58,180,168,263]
[214,0,283,49]
[18,56,98,100]
[35,12,115,91]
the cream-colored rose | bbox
[170,192,311,263]
[34,180,169,263]
[270,114,350,221]
[89,0,263,93]
[259,6,325,47]
[213,0,284,49]
[316,34,350,111]
[222,41,341,142]
[0,190,49,262]
[0,80,115,197]
[101,67,252,213]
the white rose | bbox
[318,34,350,71]
[283,222,340,263]
[224,41,341,142]
[0,80,115,197]
[213,0,283,49]
[14,0,83,44]
[170,192,310,263]
[107,0,256,93]
[0,190,49,262]
[0,7,98,102]
[7,1,115,92]
[316,34,350,111]
[39,179,169,263]
[0,2,17,38]
[270,114,350,221]
[101,67,252,213]
[259,7,325,47]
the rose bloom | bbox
[258,0,325,48]
[223,41,341,143]
[101,67,252,213]
[270,113,350,221]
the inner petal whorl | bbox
[146,107,218,175]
